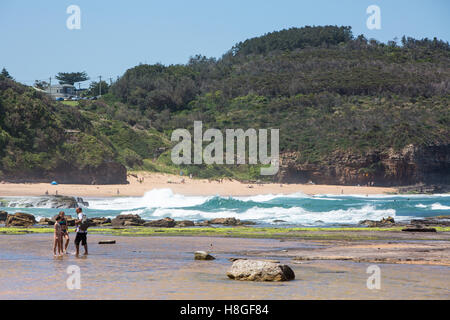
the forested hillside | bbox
[1,26,449,185]
[0,79,167,183]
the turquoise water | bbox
[1,189,449,226]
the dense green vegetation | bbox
[109,25,450,173]
[0,79,168,180]
[1,26,449,182]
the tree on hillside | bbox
[0,68,13,80]
[34,80,50,90]
[55,71,89,85]
[85,80,109,96]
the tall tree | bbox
[86,80,109,96]
[0,68,13,80]
[55,71,89,85]
[34,80,49,90]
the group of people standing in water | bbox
[53,207,88,257]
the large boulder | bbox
[44,196,78,209]
[89,217,111,226]
[111,214,144,227]
[208,217,255,226]
[195,220,211,227]
[176,220,195,227]
[39,218,54,225]
[6,212,36,227]
[227,259,295,282]
[2,196,78,209]
[144,217,176,228]
[360,216,396,227]
[194,251,215,260]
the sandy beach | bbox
[0,172,397,197]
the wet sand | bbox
[0,172,396,197]
[0,234,448,299]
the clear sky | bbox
[1,0,449,87]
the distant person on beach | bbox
[53,216,62,256]
[58,211,70,254]
[74,208,88,256]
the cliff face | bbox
[2,162,128,185]
[278,144,450,186]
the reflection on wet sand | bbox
[0,234,449,299]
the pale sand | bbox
[0,172,397,197]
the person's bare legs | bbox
[75,243,80,256]
[57,237,62,256]
[53,237,58,256]
[83,244,88,255]
[63,234,69,253]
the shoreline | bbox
[0,172,398,197]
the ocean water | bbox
[1,189,449,227]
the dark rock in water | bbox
[175,220,195,227]
[195,220,210,227]
[6,212,36,227]
[227,259,295,282]
[194,251,215,260]
[0,210,7,223]
[76,197,89,207]
[98,240,116,244]
[410,217,450,227]
[381,216,395,224]
[208,217,255,226]
[402,227,437,232]
[5,196,78,209]
[360,216,395,227]
[144,217,176,228]
[51,196,78,208]
[89,217,111,226]
[39,218,54,226]
[209,217,238,225]
[111,214,144,227]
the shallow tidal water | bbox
[0,234,449,299]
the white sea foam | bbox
[148,204,403,226]
[414,203,450,210]
[431,203,450,210]
[88,189,210,210]
[5,189,447,226]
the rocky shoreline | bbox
[0,211,257,228]
[1,209,449,233]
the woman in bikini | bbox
[58,211,70,254]
[54,216,62,256]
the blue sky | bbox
[1,0,449,87]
